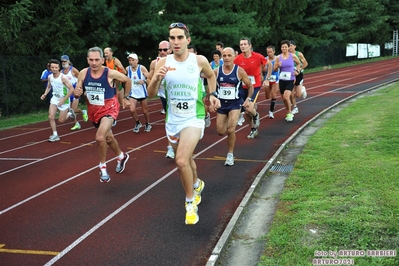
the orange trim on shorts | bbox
[168,135,179,142]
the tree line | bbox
[1,0,398,116]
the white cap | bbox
[127,53,138,60]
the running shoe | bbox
[269,111,274,119]
[237,112,245,126]
[185,201,199,225]
[161,109,166,114]
[71,122,81,131]
[292,106,299,114]
[166,146,175,159]
[99,166,111,183]
[68,109,76,120]
[144,123,152,132]
[48,134,60,142]
[301,86,307,99]
[247,128,258,139]
[116,153,129,173]
[82,109,88,122]
[285,113,294,122]
[205,113,211,127]
[224,153,234,166]
[194,179,205,205]
[253,112,260,128]
[133,121,142,133]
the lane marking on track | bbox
[0,158,41,161]
[0,244,59,256]
[0,102,164,142]
[43,134,227,266]
[196,156,268,163]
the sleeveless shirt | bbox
[163,53,205,123]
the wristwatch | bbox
[210,91,218,98]
[247,97,253,102]
[124,96,130,100]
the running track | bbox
[1,58,398,266]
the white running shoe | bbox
[269,111,274,119]
[247,128,258,139]
[237,112,245,126]
[99,166,111,183]
[205,113,211,128]
[68,109,76,120]
[161,109,166,114]
[48,134,60,142]
[253,112,260,128]
[224,153,234,166]
[166,146,175,159]
[292,106,299,114]
[144,123,152,132]
[301,86,307,99]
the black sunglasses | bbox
[169,22,189,33]
[158,48,168,52]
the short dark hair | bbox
[240,37,252,46]
[216,41,224,48]
[211,49,221,57]
[281,40,291,47]
[267,45,275,52]
[188,45,197,53]
[49,59,60,65]
[169,22,190,38]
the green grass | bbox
[259,84,399,266]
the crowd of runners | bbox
[39,22,308,225]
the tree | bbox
[0,0,34,54]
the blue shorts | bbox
[242,87,260,102]
[217,99,243,115]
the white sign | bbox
[368,44,380,57]
[357,43,368,58]
[346,43,357,57]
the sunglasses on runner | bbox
[169,22,189,33]
[158,48,169,52]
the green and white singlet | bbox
[163,53,205,124]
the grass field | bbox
[259,83,399,266]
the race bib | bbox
[219,87,235,100]
[170,99,195,115]
[279,71,291,80]
[87,92,105,106]
[248,75,256,84]
[269,75,277,82]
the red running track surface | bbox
[0,58,398,266]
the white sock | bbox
[99,162,106,169]
[53,131,58,136]
[193,179,199,189]
[118,152,124,160]
[185,197,194,202]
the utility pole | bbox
[393,30,398,56]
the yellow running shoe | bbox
[194,179,205,205]
[82,110,88,122]
[185,201,199,225]
[71,123,81,131]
